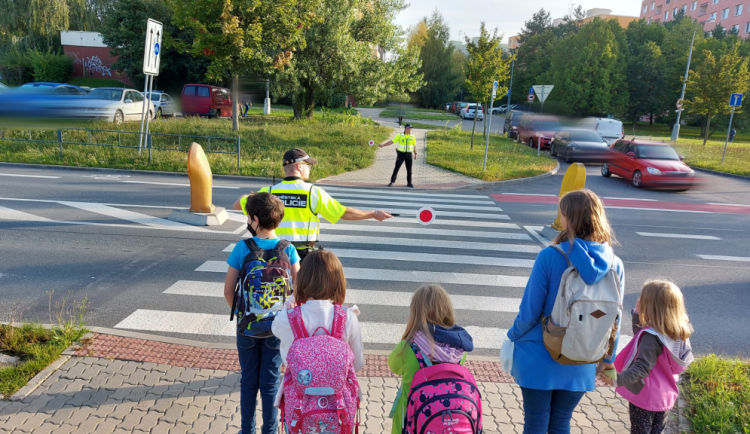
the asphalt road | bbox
[0,162,748,358]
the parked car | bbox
[601,139,695,189]
[461,103,484,120]
[517,113,561,149]
[181,84,232,118]
[550,128,609,163]
[504,109,525,139]
[0,82,88,120]
[578,117,624,145]
[146,90,176,118]
[451,102,469,114]
[0,83,10,94]
[16,82,88,96]
[443,103,452,111]
[78,87,156,124]
[492,104,513,114]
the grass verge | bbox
[0,112,391,182]
[683,354,749,433]
[634,124,750,177]
[379,110,457,121]
[426,128,557,182]
[407,121,454,130]
[68,78,127,88]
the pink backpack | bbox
[281,304,360,434]
[404,342,483,434]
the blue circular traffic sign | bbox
[154,43,160,55]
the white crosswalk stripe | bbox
[637,232,721,240]
[328,191,496,205]
[696,254,750,262]
[320,223,531,240]
[335,198,504,212]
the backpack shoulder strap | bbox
[288,306,309,340]
[331,304,347,339]
[276,239,291,251]
[550,244,572,267]
[410,342,433,369]
[243,237,261,252]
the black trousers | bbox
[391,151,413,184]
[629,403,667,434]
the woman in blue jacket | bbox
[507,188,624,434]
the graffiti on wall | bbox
[73,54,112,77]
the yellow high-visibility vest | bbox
[394,133,416,153]
[241,179,346,243]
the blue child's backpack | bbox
[230,238,292,336]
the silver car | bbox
[146,91,176,118]
[78,87,156,124]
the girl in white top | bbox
[272,250,364,373]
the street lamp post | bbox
[671,18,714,142]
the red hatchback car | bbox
[517,114,561,150]
[601,139,695,189]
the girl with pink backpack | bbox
[388,285,481,434]
[272,250,363,434]
[599,280,694,434]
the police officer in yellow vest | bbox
[380,124,417,188]
[234,148,393,262]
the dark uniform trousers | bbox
[391,151,413,184]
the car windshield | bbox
[85,89,123,101]
[148,93,161,101]
[637,145,680,160]
[537,121,561,131]
[569,131,604,142]
[17,84,55,94]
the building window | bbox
[643,4,648,13]
[723,8,729,19]
[736,4,743,15]
[674,7,678,16]
[712,0,719,4]
[648,17,652,23]
[733,24,740,32]
[666,0,670,4]
[665,11,670,20]
[651,2,655,10]
[691,1,697,11]
[682,5,687,13]
[745,21,750,33]
[710,12,717,20]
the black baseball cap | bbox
[404,124,412,129]
[283,148,318,166]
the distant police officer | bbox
[380,124,417,188]
[234,148,393,262]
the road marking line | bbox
[195,261,228,272]
[524,226,551,247]
[708,202,750,207]
[696,254,750,262]
[605,206,711,214]
[0,197,188,210]
[0,205,54,222]
[320,234,539,253]
[0,173,61,179]
[339,208,510,220]
[335,198,503,212]
[328,192,495,205]
[500,193,556,197]
[122,180,240,189]
[636,232,721,240]
[58,201,210,231]
[321,187,490,200]
[320,223,530,239]
[603,197,658,201]
[345,267,529,287]
[161,281,523,312]
[323,217,520,229]
[327,248,536,268]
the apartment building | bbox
[641,0,750,34]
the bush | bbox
[0,49,34,86]
[28,50,73,83]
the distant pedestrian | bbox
[380,124,417,188]
[238,102,244,118]
[272,250,362,434]
[729,127,737,142]
[387,285,477,434]
[244,101,251,117]
[506,189,625,434]
[223,192,300,434]
[397,105,405,126]
[600,280,694,434]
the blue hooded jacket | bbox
[507,238,625,391]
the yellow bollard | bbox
[187,142,216,213]
[551,163,586,230]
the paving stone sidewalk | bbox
[317,108,481,189]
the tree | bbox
[406,20,428,50]
[712,23,727,40]
[463,22,512,148]
[519,9,551,43]
[170,0,319,130]
[684,42,750,146]
[509,30,557,104]
[273,0,423,119]
[551,5,585,39]
[624,20,670,127]
[415,10,462,109]
[660,17,705,128]
[0,0,70,50]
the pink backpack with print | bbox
[404,342,483,434]
[281,304,360,434]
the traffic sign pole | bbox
[722,106,735,164]
[484,81,497,171]
[139,18,163,153]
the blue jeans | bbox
[520,387,585,434]
[237,334,282,434]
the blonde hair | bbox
[295,250,346,304]
[401,285,455,353]
[554,188,617,247]
[639,280,693,341]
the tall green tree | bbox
[684,42,750,146]
[624,20,669,126]
[0,0,71,50]
[415,10,461,109]
[463,22,512,148]
[170,0,319,130]
[519,9,551,43]
[273,0,423,119]
[509,30,557,104]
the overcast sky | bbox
[393,0,644,43]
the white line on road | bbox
[605,206,710,214]
[320,223,530,240]
[603,197,658,202]
[121,180,240,189]
[58,201,210,231]
[524,226,551,247]
[696,254,750,262]
[328,191,495,205]
[341,209,510,220]
[708,203,750,207]
[0,205,54,222]
[500,193,556,197]
[321,187,490,200]
[323,217,520,229]
[636,232,721,240]
[0,197,188,210]
[195,261,228,272]
[336,198,503,212]
[327,248,535,268]
[344,267,529,287]
[0,173,61,179]
[320,234,539,253]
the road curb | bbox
[692,166,750,181]
[454,161,561,190]
[9,354,71,402]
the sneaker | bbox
[407,184,414,188]
[388,182,394,187]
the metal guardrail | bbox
[0,126,241,168]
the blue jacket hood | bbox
[557,239,614,285]
[430,324,474,352]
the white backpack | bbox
[542,245,623,365]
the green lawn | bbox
[426,128,557,182]
[684,355,749,433]
[407,121,454,130]
[0,113,391,181]
[633,124,750,177]
[379,110,458,121]
[68,78,127,88]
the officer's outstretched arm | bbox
[341,208,392,222]
[379,140,394,149]
[233,195,249,211]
